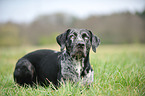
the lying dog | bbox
[13,29,100,87]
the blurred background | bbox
[0,0,145,46]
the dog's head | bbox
[57,29,100,58]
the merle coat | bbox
[13,29,100,87]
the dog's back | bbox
[14,49,61,86]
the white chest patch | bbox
[72,59,82,76]
[61,53,84,82]
[60,51,94,85]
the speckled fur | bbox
[14,29,100,87]
[58,50,94,85]
[60,51,83,82]
[56,29,100,85]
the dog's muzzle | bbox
[71,41,86,58]
[77,41,85,49]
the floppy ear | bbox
[92,35,100,52]
[56,29,70,51]
[89,30,100,52]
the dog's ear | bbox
[56,29,70,51]
[89,30,100,53]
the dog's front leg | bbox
[81,70,94,85]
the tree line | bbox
[0,11,145,46]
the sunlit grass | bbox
[0,44,145,95]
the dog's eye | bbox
[70,35,75,40]
[84,36,89,40]
[82,34,89,40]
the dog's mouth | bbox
[71,48,86,59]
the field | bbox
[0,44,145,96]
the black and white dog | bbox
[13,29,100,87]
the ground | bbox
[0,44,145,96]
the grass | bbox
[0,44,145,96]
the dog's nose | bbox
[77,42,85,48]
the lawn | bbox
[0,44,145,96]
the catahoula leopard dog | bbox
[13,29,100,87]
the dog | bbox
[13,29,100,87]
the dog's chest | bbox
[61,57,84,82]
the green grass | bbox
[0,44,145,96]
